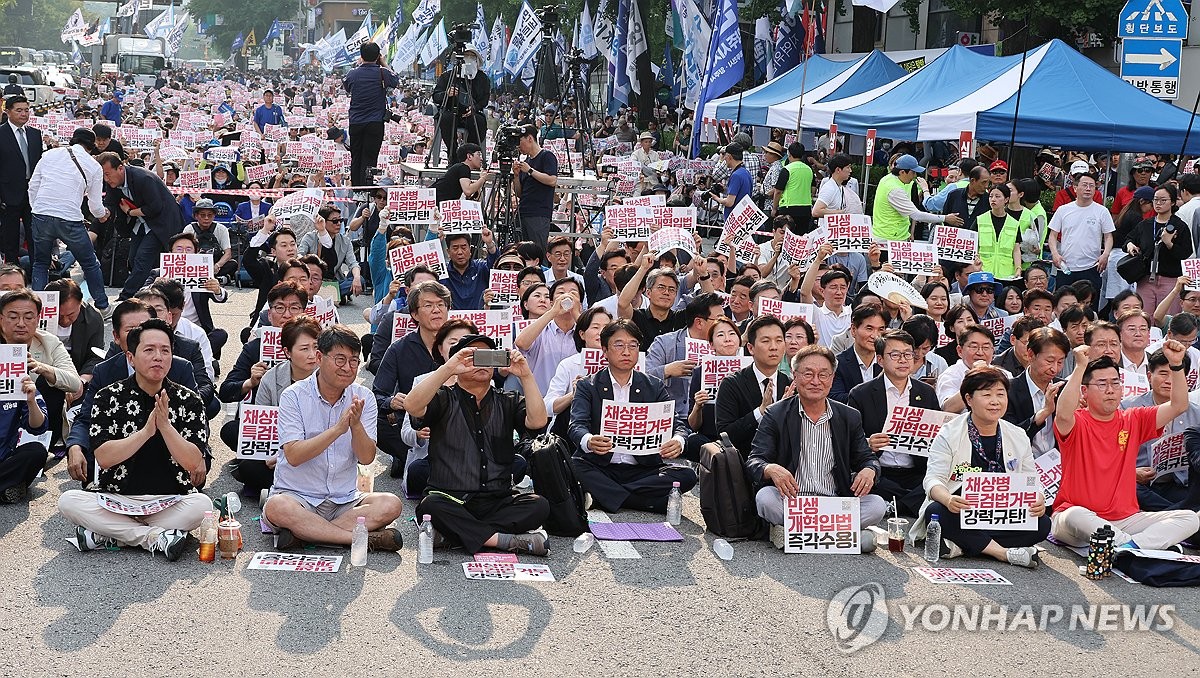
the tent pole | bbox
[1006,21,1030,162]
[791,0,819,133]
[1177,85,1200,161]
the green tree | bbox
[186,0,297,52]
[0,0,85,50]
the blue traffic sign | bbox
[1121,37,1183,78]
[1118,0,1189,39]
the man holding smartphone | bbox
[343,42,400,187]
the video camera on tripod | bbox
[493,125,525,173]
[533,4,561,30]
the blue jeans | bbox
[31,214,109,309]
[120,230,163,301]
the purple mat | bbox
[589,522,684,541]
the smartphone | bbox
[472,349,510,368]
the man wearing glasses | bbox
[619,254,687,351]
[432,143,492,204]
[1051,342,1199,551]
[747,344,883,550]
[266,325,404,552]
[645,293,726,423]
[544,236,587,306]
[1048,172,1114,292]
[443,228,498,311]
[938,324,1011,413]
[847,329,939,517]
[964,271,1006,322]
[298,205,362,306]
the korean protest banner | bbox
[780,225,828,269]
[1181,259,1200,291]
[386,187,436,225]
[622,194,665,207]
[685,337,712,363]
[934,225,979,264]
[248,552,342,572]
[783,496,860,554]
[160,252,213,293]
[439,199,486,236]
[461,562,556,581]
[306,294,339,329]
[653,205,697,231]
[268,188,325,232]
[599,400,675,455]
[700,355,752,398]
[881,405,958,456]
[259,326,287,366]
[580,348,645,376]
[715,195,765,256]
[176,169,211,190]
[387,239,447,278]
[236,405,280,461]
[960,472,1040,531]
[1122,368,1150,399]
[649,226,697,257]
[1034,449,1062,505]
[886,241,939,277]
[756,297,816,325]
[391,313,416,343]
[449,309,513,348]
[0,344,26,401]
[606,204,655,242]
[980,313,1023,342]
[1151,432,1189,475]
[914,567,1012,585]
[245,162,277,184]
[489,270,520,306]
[33,290,58,332]
[823,213,872,253]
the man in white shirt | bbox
[1048,172,1114,293]
[800,256,852,347]
[1118,310,1153,374]
[937,324,1011,412]
[813,154,863,218]
[28,127,111,312]
[1177,174,1200,247]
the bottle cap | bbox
[672,481,680,488]
[423,514,432,521]
[356,516,366,524]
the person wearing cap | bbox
[182,199,237,280]
[707,142,754,225]
[1053,159,1095,210]
[963,271,1006,322]
[344,42,400,186]
[871,154,963,242]
[404,334,551,556]
[1048,172,1114,292]
[758,141,786,215]
[432,44,489,163]
[28,128,111,312]
[988,159,1008,186]
[99,90,121,127]
[512,124,558,248]
[632,131,662,191]
[1112,157,1156,217]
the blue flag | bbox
[264,18,281,44]
[662,42,677,105]
[231,31,245,51]
[772,12,800,76]
[611,0,631,109]
[690,0,743,155]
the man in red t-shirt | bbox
[1052,343,1200,549]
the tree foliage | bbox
[186,0,297,52]
[0,0,84,50]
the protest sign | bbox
[881,405,957,456]
[268,188,325,233]
[439,200,486,236]
[473,553,518,563]
[248,552,342,572]
[1034,449,1062,505]
[1182,259,1200,291]
[980,313,1023,342]
[700,355,752,398]
[653,205,697,231]
[262,123,289,143]
[391,313,416,343]
[160,253,213,292]
[95,494,181,515]
[934,225,979,264]
[259,326,287,365]
[489,270,520,306]
[245,162,277,184]
[823,213,872,253]
[914,567,1012,585]
[716,196,765,256]
[461,562,556,581]
[599,400,675,455]
[0,344,26,401]
[960,472,1039,531]
[386,187,436,224]
[580,348,645,376]
[780,225,828,269]
[306,294,339,329]
[685,337,712,363]
[449,309,513,348]
[622,194,665,207]
[176,169,211,190]
[387,239,447,278]
[756,297,816,325]
[605,205,655,241]
[886,241,939,277]
[649,227,697,257]
[1150,432,1189,474]
[1121,368,1150,399]
[33,290,58,332]
[783,496,860,554]
[236,405,279,461]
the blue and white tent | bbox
[701,51,908,128]
[801,39,1200,154]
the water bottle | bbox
[712,539,735,561]
[350,516,368,567]
[924,514,941,563]
[198,510,216,562]
[418,514,434,564]
[666,482,682,526]
[573,532,595,553]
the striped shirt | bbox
[794,400,838,496]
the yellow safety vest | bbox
[978,211,1022,279]
[872,173,913,241]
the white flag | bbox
[61,9,86,43]
[419,19,448,66]
[580,0,597,58]
[626,0,647,94]
[390,24,427,72]
[680,0,712,109]
[593,0,615,65]
[117,0,139,17]
[504,1,543,77]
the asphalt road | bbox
[5,283,1200,675]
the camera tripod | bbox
[483,160,523,249]
[426,46,485,169]
[550,53,601,177]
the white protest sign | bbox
[1122,368,1150,399]
[306,294,339,329]
[461,562,556,581]
[1150,432,1189,474]
[887,241,939,277]
[622,194,665,207]
[0,344,26,401]
[259,326,287,366]
[653,205,697,231]
[488,270,520,306]
[386,187,436,225]
[177,169,211,190]
[823,213,872,253]
[449,309,513,349]
[756,297,816,325]
[1034,449,1062,506]
[716,195,765,256]
[236,405,280,461]
[700,355,752,398]
[1182,259,1200,292]
[605,204,655,242]
[96,494,181,515]
[391,313,417,343]
[780,225,828,270]
[783,496,860,554]
[960,472,1040,531]
[934,225,979,264]
[914,567,1012,585]
[34,290,58,332]
[160,252,213,292]
[268,188,324,233]
[685,337,712,363]
[439,200,486,236]
[580,348,645,376]
[599,399,675,456]
[881,405,957,456]
[245,162,277,184]
[387,239,447,278]
[649,227,697,257]
[248,552,342,572]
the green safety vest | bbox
[979,211,1022,279]
[779,160,813,207]
[872,173,913,241]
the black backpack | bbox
[525,433,589,538]
[699,433,767,540]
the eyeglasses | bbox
[497,264,523,271]
[798,369,834,382]
[884,351,915,361]
[270,303,304,315]
[329,355,361,369]
[651,285,677,294]
[963,342,992,352]
[1123,326,1149,335]
[325,217,343,224]
[608,342,639,353]
[549,250,571,258]
[418,301,447,311]
[969,288,994,295]
[1083,380,1121,391]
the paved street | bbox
[5,284,1200,675]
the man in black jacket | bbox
[432,45,490,165]
[715,316,791,455]
[98,152,184,301]
[941,165,991,231]
[746,344,884,549]
[830,305,886,402]
[568,320,696,513]
[1003,327,1068,458]
[847,329,939,517]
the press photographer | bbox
[511,124,558,247]
[433,33,490,166]
[343,42,400,186]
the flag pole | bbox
[791,0,818,134]
[1005,20,1031,161]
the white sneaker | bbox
[770,524,785,550]
[73,526,115,552]
[147,529,189,562]
[1006,546,1041,569]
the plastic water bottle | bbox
[924,514,942,563]
[350,516,368,566]
[712,539,735,561]
[418,514,434,564]
[198,510,216,562]
[573,532,595,553]
[666,482,682,526]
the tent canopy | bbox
[702,51,908,128]
[802,39,1200,155]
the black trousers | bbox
[779,205,813,235]
[571,457,697,513]
[377,417,410,477]
[872,465,927,518]
[0,442,46,492]
[208,328,228,362]
[926,500,1051,556]
[119,230,163,301]
[405,455,529,500]
[349,121,385,187]
[438,112,485,160]
[0,201,31,265]
[416,491,549,554]
[37,376,67,449]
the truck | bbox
[91,35,168,86]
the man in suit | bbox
[847,329,939,517]
[64,300,198,487]
[715,316,791,455]
[97,152,184,302]
[0,95,41,265]
[568,319,697,513]
[830,305,886,402]
[1004,327,1069,458]
[43,278,104,452]
[746,344,884,550]
[646,292,726,421]
[993,316,1044,376]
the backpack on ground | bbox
[525,433,589,538]
[699,432,767,540]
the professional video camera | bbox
[448,22,474,46]
[533,4,561,29]
[494,125,524,163]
